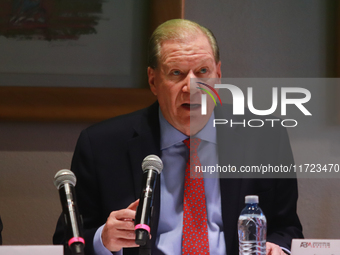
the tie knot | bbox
[183,138,201,150]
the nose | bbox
[182,70,197,93]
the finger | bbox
[113,229,136,240]
[127,199,139,211]
[114,208,137,221]
[114,219,135,231]
[266,244,273,255]
[266,244,284,255]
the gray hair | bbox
[147,19,220,69]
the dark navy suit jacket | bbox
[53,101,303,255]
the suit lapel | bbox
[128,133,160,198]
[127,102,161,251]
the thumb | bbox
[127,199,139,211]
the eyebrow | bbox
[165,57,215,68]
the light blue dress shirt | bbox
[93,110,226,254]
[156,110,226,254]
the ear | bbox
[148,67,157,96]
[216,61,222,78]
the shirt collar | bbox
[195,112,217,145]
[159,109,217,150]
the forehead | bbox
[159,34,215,67]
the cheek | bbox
[156,78,184,107]
[157,85,175,107]
[163,83,181,100]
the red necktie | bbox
[182,138,210,254]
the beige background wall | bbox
[0,123,89,244]
[0,0,339,245]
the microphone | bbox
[54,169,85,255]
[135,155,163,246]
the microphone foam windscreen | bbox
[142,155,163,174]
[54,169,77,189]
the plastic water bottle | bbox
[238,195,267,255]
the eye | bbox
[172,70,181,76]
[199,68,208,74]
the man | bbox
[54,19,303,255]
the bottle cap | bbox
[245,195,259,204]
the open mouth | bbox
[182,103,201,110]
